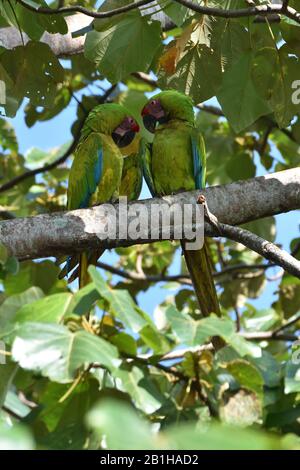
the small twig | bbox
[258,123,273,157]
[0,85,116,194]
[206,221,300,279]
[242,331,299,341]
[234,306,241,332]
[0,129,80,194]
[272,312,300,335]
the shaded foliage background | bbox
[0,0,300,450]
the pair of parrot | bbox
[61,91,220,317]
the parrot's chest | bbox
[152,127,195,195]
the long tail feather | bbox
[79,249,105,289]
[181,240,220,317]
[181,240,224,350]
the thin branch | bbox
[0,128,80,193]
[272,312,300,335]
[207,220,300,279]
[258,122,273,157]
[15,0,154,18]
[242,331,299,341]
[173,0,300,25]
[14,0,300,24]
[96,260,192,285]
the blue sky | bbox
[7,92,300,317]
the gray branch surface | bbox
[0,14,90,56]
[0,168,299,262]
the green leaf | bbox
[110,332,137,356]
[218,50,271,132]
[244,308,279,332]
[12,323,120,383]
[225,359,264,398]
[250,351,282,388]
[3,260,64,295]
[89,267,147,332]
[115,365,163,414]
[0,422,34,450]
[251,46,300,128]
[69,283,100,316]
[0,287,44,341]
[85,11,161,83]
[0,42,64,116]
[0,362,18,407]
[160,44,222,103]
[166,421,283,450]
[14,293,73,324]
[285,361,300,394]
[166,306,261,357]
[86,399,158,450]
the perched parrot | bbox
[60,103,140,288]
[141,90,220,318]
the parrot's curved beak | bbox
[112,117,140,148]
[142,113,157,133]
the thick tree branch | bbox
[0,168,299,263]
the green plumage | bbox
[61,103,141,287]
[142,90,220,318]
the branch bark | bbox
[0,168,299,262]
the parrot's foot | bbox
[197,194,222,236]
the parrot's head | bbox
[141,90,194,133]
[112,115,140,148]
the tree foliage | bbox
[0,0,300,450]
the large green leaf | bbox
[217,50,271,132]
[12,323,120,383]
[0,362,18,407]
[89,267,147,332]
[225,359,264,398]
[0,287,44,341]
[0,0,67,40]
[14,293,73,324]
[86,398,289,450]
[115,365,164,414]
[285,361,300,394]
[166,306,261,357]
[0,42,64,116]
[86,399,157,450]
[0,422,34,450]
[85,11,161,83]
[160,44,222,103]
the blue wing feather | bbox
[191,135,203,190]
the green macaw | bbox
[60,103,140,288]
[141,90,220,318]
